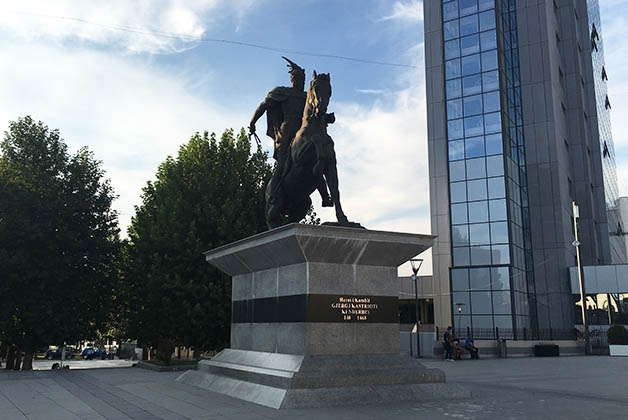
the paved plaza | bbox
[0,356,626,420]
[30,359,136,371]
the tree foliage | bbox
[0,116,120,367]
[120,129,271,352]
[304,206,321,225]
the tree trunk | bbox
[5,346,15,370]
[0,343,7,368]
[12,348,21,371]
[21,352,34,371]
[157,338,174,365]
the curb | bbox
[135,360,198,372]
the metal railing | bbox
[436,326,579,341]
[589,330,610,355]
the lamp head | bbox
[409,258,423,276]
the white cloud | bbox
[381,0,423,22]
[0,1,434,275]
[0,0,254,53]
[0,43,247,235]
[313,41,432,273]
[356,88,388,95]
[378,216,433,277]
[0,1,260,236]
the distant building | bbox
[398,275,435,330]
[424,0,625,336]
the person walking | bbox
[443,326,454,361]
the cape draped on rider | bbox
[264,87,307,152]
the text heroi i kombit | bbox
[331,297,379,321]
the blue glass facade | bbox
[587,0,626,264]
[442,0,535,332]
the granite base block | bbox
[176,349,467,409]
[135,360,198,372]
[281,382,470,408]
[190,225,446,408]
[177,369,287,409]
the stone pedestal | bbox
[177,224,468,408]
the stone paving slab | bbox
[0,357,626,419]
[422,355,628,404]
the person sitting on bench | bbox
[465,334,479,359]
[452,331,464,359]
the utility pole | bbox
[573,202,591,355]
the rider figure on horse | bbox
[249,57,334,208]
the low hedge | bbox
[607,324,628,345]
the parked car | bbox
[35,346,49,359]
[45,348,74,360]
[81,347,95,360]
[94,347,109,360]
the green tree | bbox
[120,129,271,356]
[0,116,120,370]
[304,206,321,225]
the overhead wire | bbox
[1,9,418,69]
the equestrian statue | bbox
[249,58,360,229]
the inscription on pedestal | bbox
[309,295,398,323]
[331,296,378,321]
[232,294,398,323]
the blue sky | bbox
[0,0,627,275]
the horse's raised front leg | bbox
[317,179,333,207]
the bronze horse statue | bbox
[266,71,353,229]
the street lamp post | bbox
[604,294,613,325]
[572,201,591,355]
[410,259,423,358]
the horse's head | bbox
[306,70,332,120]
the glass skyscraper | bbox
[586,0,626,264]
[425,0,624,335]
